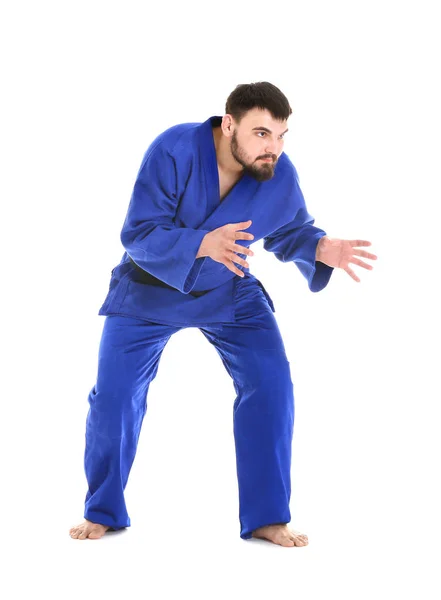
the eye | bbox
[256,131,286,139]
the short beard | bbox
[230,130,275,182]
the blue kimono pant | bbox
[84,277,295,539]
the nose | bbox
[264,141,279,156]
[265,142,275,153]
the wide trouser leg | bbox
[84,315,180,529]
[199,277,295,540]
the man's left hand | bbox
[316,236,377,282]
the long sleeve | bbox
[120,141,210,294]
[263,166,334,292]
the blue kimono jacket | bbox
[98,116,334,326]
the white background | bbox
[1,0,440,598]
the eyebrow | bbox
[252,126,289,135]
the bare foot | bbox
[69,519,110,540]
[252,523,309,547]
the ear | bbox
[221,114,235,138]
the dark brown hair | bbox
[225,82,292,123]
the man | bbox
[69,82,377,547]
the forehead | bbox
[238,107,288,132]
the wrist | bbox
[196,235,207,259]
[316,236,328,262]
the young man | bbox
[70,82,377,547]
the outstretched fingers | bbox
[349,240,372,247]
[353,248,377,260]
[345,266,360,282]
[350,257,374,270]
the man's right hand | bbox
[196,220,255,277]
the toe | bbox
[280,533,295,547]
[77,529,89,540]
[293,537,307,546]
[290,530,308,543]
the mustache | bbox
[256,155,277,161]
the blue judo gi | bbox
[84,116,334,539]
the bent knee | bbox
[240,353,293,389]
